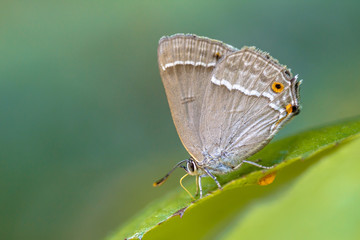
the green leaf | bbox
[221,137,360,240]
[108,117,360,240]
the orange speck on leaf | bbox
[258,172,277,186]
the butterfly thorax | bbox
[196,151,240,175]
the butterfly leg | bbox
[235,160,274,170]
[204,168,222,190]
[198,175,203,198]
[195,175,200,196]
[233,161,244,170]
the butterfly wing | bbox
[199,47,300,167]
[158,34,237,161]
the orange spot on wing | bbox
[286,104,293,114]
[276,103,293,126]
[258,172,277,186]
[214,52,221,60]
[271,82,284,93]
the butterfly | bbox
[154,34,301,198]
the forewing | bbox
[158,34,237,161]
[199,47,300,163]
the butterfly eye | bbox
[272,82,284,93]
[187,161,197,173]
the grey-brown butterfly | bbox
[154,34,301,198]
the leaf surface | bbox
[109,117,360,240]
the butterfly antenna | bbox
[153,159,187,187]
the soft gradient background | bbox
[1,0,360,239]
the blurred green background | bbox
[1,0,360,239]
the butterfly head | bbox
[153,157,200,187]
